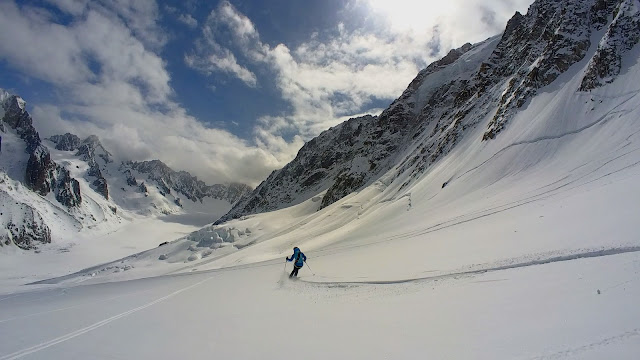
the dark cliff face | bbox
[480,0,607,140]
[50,133,112,200]
[3,95,41,152]
[580,0,640,90]
[121,160,252,204]
[49,133,82,151]
[25,146,56,195]
[2,96,83,208]
[217,0,636,224]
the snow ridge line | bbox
[0,276,213,360]
[303,246,640,286]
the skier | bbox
[286,247,306,278]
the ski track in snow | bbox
[300,246,640,286]
[455,90,640,183]
[527,328,640,360]
[0,287,157,324]
[0,276,213,360]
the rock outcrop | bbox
[121,160,252,204]
[2,95,82,207]
[0,190,52,250]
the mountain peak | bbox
[216,0,640,224]
[122,160,252,205]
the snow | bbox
[0,251,638,359]
[0,134,235,290]
[1,7,640,359]
[3,48,639,356]
[0,50,637,358]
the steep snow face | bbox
[219,0,639,223]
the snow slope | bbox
[49,19,640,285]
[1,18,637,358]
[1,1,640,358]
[0,245,638,359]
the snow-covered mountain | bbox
[0,95,252,250]
[120,160,250,205]
[1,92,83,249]
[54,0,640,280]
[2,1,640,358]
[218,0,639,224]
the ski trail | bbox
[302,246,640,286]
[0,288,156,324]
[0,294,21,302]
[0,276,213,360]
[527,328,640,360]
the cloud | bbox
[186,0,533,145]
[1,0,535,188]
[44,0,88,15]
[184,2,264,88]
[177,13,198,28]
[0,0,295,187]
[185,50,257,88]
[186,1,438,142]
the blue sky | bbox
[0,0,533,186]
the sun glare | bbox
[367,0,456,33]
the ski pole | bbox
[305,260,316,276]
[284,259,287,271]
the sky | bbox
[0,0,534,187]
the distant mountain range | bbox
[0,93,252,249]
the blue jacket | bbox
[287,248,306,267]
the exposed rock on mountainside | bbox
[49,133,112,199]
[1,90,252,250]
[218,0,639,224]
[47,131,253,210]
[2,95,82,207]
[0,189,52,249]
[580,0,640,90]
[49,133,81,151]
[121,160,251,205]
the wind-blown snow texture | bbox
[1,0,640,359]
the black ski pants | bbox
[290,265,302,278]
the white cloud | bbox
[185,1,268,87]
[1,0,535,187]
[44,0,89,15]
[0,0,296,187]
[187,0,533,146]
[177,13,198,28]
[185,50,257,88]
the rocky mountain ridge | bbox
[1,93,81,249]
[1,93,252,249]
[120,160,251,205]
[217,0,639,224]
